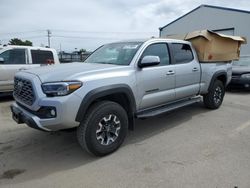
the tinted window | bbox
[0,49,26,64]
[141,43,170,66]
[172,43,193,64]
[31,50,54,64]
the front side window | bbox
[141,43,170,66]
[85,42,142,65]
[172,43,194,64]
[0,49,26,64]
[31,50,54,64]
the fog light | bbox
[50,109,56,116]
[37,107,57,119]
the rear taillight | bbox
[46,59,54,65]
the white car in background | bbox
[0,45,60,94]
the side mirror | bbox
[0,57,4,64]
[138,56,160,68]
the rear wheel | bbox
[203,80,225,109]
[77,101,128,156]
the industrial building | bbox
[159,5,250,56]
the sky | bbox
[0,0,250,52]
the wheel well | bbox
[217,74,227,86]
[90,93,135,130]
[206,73,227,93]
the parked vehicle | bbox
[11,38,232,156]
[227,56,250,90]
[0,45,60,93]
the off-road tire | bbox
[77,101,128,156]
[203,80,225,109]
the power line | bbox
[52,35,123,40]
[0,29,157,48]
[0,29,157,42]
[0,30,45,35]
[0,29,157,36]
[1,33,153,41]
[0,29,156,35]
[0,35,47,41]
[52,29,157,35]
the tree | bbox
[79,48,86,53]
[9,38,33,46]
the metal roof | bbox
[159,4,250,31]
[111,38,190,44]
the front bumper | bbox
[11,93,81,131]
[11,103,48,131]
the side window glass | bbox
[172,43,194,64]
[141,43,170,66]
[0,49,26,64]
[0,50,11,63]
[31,50,54,64]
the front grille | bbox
[13,77,35,106]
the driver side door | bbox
[136,43,176,110]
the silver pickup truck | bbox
[11,38,232,156]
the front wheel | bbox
[77,101,128,156]
[203,80,225,109]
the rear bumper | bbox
[0,83,14,93]
[228,77,250,89]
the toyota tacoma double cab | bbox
[11,38,232,156]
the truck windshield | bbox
[85,42,142,65]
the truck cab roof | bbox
[117,38,191,44]
[0,45,56,52]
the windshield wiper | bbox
[94,62,117,65]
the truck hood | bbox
[232,66,250,75]
[22,63,128,82]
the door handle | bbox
[192,67,198,72]
[166,70,175,75]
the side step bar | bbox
[136,96,202,118]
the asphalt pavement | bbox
[0,92,250,188]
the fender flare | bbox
[208,71,227,91]
[75,84,136,129]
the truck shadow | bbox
[0,102,209,184]
[127,102,210,145]
[226,90,250,95]
[0,94,13,102]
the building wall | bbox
[160,6,250,55]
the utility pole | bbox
[47,29,51,47]
[60,43,62,60]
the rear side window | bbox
[141,43,170,66]
[0,49,26,64]
[31,50,54,64]
[172,43,193,64]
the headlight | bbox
[42,81,82,96]
[241,74,250,79]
